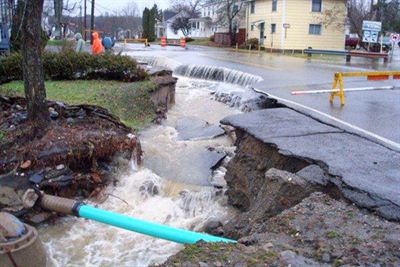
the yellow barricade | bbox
[329,71,400,106]
[124,38,148,46]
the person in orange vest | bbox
[91,32,103,55]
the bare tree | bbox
[170,0,203,17]
[21,0,50,136]
[347,0,374,38]
[171,16,191,36]
[314,3,347,30]
[211,0,244,46]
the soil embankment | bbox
[0,69,177,224]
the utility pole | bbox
[90,0,94,44]
[84,0,87,41]
[79,5,82,35]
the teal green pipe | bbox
[78,205,237,244]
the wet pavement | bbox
[121,43,400,145]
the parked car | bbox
[345,34,359,49]
[368,36,392,53]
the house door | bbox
[259,23,265,46]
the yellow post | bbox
[338,74,345,105]
[124,39,127,46]
[329,73,345,106]
[329,74,338,104]
[236,43,238,51]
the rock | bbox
[29,173,44,184]
[20,160,32,170]
[176,116,225,141]
[322,252,331,263]
[296,165,329,186]
[198,262,208,267]
[280,250,326,267]
[66,118,74,124]
[15,104,23,111]
[0,212,25,238]
[203,219,223,236]
[0,187,23,208]
[27,212,52,225]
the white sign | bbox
[363,30,379,43]
[362,21,382,32]
[390,33,399,42]
[283,23,291,29]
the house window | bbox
[272,0,277,12]
[250,1,255,14]
[251,25,254,31]
[197,22,200,29]
[309,24,321,35]
[312,0,322,12]
[271,24,276,33]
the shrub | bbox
[209,35,215,42]
[246,38,259,50]
[0,51,148,84]
[185,37,194,42]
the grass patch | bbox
[0,80,157,130]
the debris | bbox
[55,164,65,170]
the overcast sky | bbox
[80,0,170,15]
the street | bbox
[123,43,400,147]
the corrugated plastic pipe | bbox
[39,193,236,244]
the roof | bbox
[163,10,177,21]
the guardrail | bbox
[304,49,389,63]
[329,71,400,105]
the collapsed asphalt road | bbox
[221,106,400,221]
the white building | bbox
[155,10,189,39]
[189,2,226,38]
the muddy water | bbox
[39,77,240,267]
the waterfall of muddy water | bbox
[39,77,241,267]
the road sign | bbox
[362,21,382,32]
[363,30,379,43]
[283,23,290,29]
[390,33,399,42]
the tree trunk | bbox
[21,0,50,136]
[228,18,235,46]
[54,0,63,38]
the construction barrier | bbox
[159,37,186,48]
[124,38,148,47]
[180,37,186,48]
[329,71,400,106]
[161,36,166,47]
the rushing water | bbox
[39,77,241,267]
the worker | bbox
[102,35,114,53]
[75,33,85,53]
[91,31,103,55]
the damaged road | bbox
[221,107,400,221]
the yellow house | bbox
[245,0,346,51]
